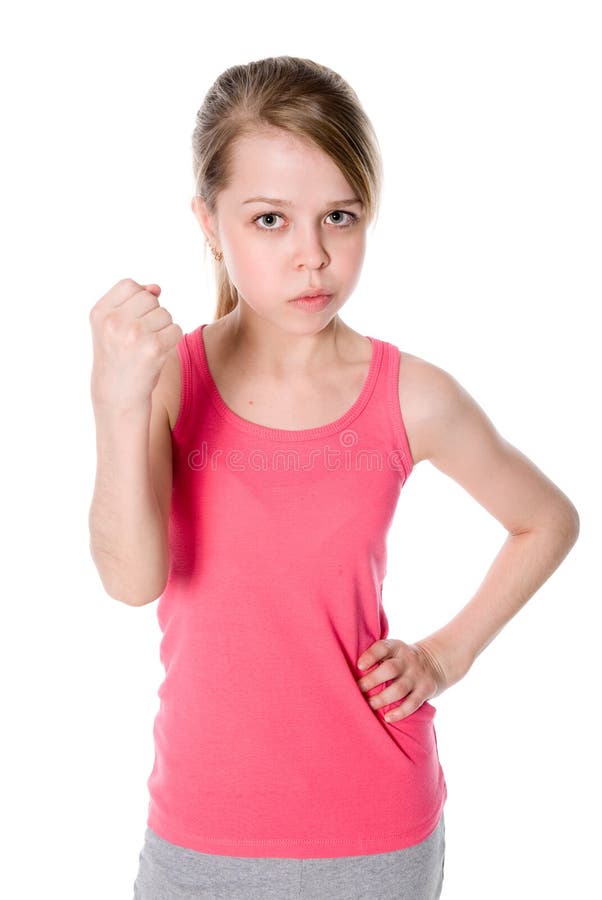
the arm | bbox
[356,357,579,718]
[411,361,579,686]
[88,391,172,607]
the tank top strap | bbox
[171,326,414,483]
[362,336,415,483]
[170,325,210,444]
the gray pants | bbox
[132,813,445,899]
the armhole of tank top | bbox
[388,344,415,482]
[170,332,194,443]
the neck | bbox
[217,304,347,377]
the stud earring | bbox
[207,242,223,262]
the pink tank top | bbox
[145,323,447,858]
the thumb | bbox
[143,283,161,297]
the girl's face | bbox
[193,128,368,332]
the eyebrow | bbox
[242,196,363,207]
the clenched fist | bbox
[89,278,183,412]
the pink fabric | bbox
[145,323,447,858]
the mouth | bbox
[289,289,332,301]
[288,293,333,311]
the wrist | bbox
[92,396,152,422]
[414,628,474,690]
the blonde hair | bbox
[191,55,383,321]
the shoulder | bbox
[397,348,479,466]
[396,345,580,535]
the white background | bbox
[1,2,599,898]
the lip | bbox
[289,289,332,300]
[288,293,333,311]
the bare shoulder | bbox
[397,349,482,466]
[153,343,182,431]
[398,348,580,535]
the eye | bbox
[253,212,285,230]
[326,210,357,227]
[252,210,358,231]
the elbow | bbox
[555,492,580,543]
[107,571,168,607]
[546,500,580,548]
[109,589,159,607]
[567,503,580,545]
[89,544,168,607]
[132,575,169,606]
[511,499,580,546]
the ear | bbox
[191,195,219,246]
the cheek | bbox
[338,237,366,276]
[225,236,272,280]
[340,239,366,290]
[225,229,365,289]
[350,232,367,263]
[225,239,283,303]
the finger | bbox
[139,305,175,332]
[357,655,400,694]
[383,698,419,722]
[367,680,409,711]
[357,638,395,671]
[104,278,151,309]
[366,676,415,709]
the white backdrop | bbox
[1,1,599,898]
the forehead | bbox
[225,129,353,199]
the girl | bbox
[88,56,579,900]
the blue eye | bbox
[252,210,358,231]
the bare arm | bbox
[88,394,171,606]
[87,278,181,607]
[410,360,580,685]
[356,357,580,720]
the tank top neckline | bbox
[194,323,384,442]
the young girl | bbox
[89,56,579,900]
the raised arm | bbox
[88,279,182,606]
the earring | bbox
[208,242,223,262]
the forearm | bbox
[416,506,580,687]
[88,402,169,606]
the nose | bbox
[293,226,330,270]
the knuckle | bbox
[105,310,128,336]
[103,310,119,335]
[144,331,163,358]
[125,320,144,344]
[399,678,413,698]
[389,659,403,678]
